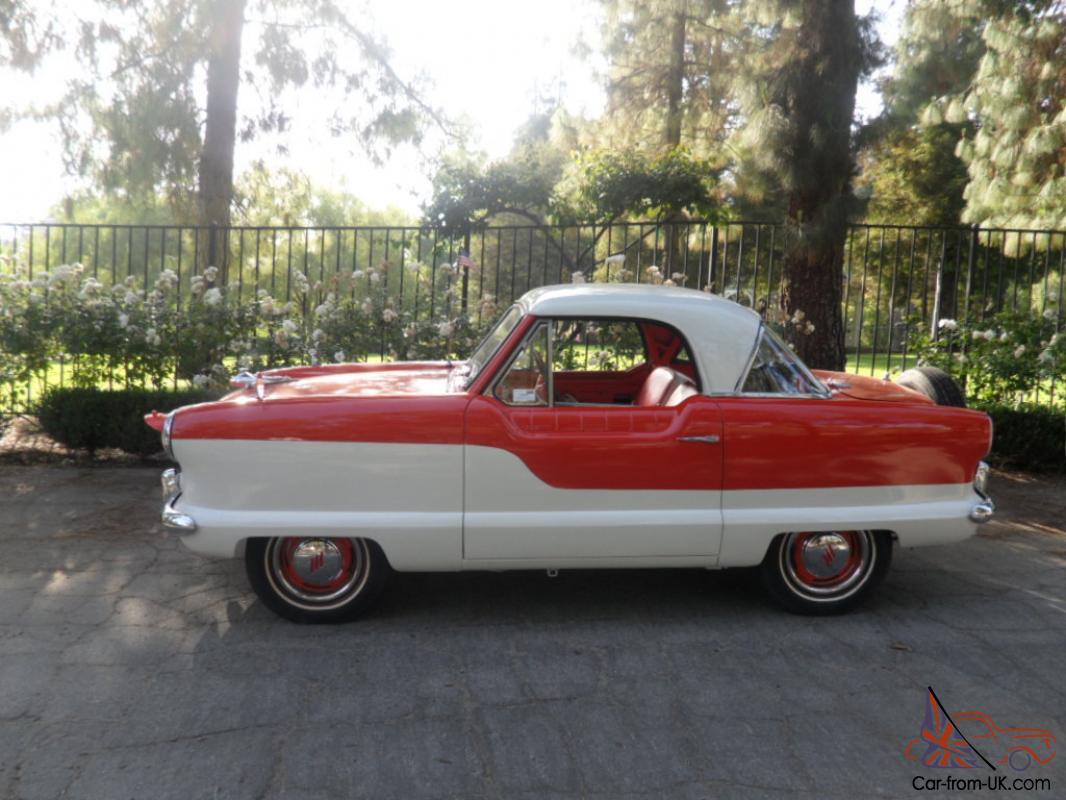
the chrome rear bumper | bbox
[969,496,995,524]
[160,468,197,533]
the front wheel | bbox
[760,530,892,615]
[245,537,389,623]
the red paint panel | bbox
[465,395,723,490]
[716,396,992,490]
[171,395,468,444]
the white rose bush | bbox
[0,255,497,411]
[910,309,1065,407]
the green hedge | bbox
[36,388,217,457]
[976,403,1066,473]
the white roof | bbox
[519,284,762,393]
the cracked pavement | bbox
[0,465,1064,799]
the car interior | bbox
[493,318,702,408]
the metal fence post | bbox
[461,230,471,315]
[709,225,719,291]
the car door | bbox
[463,318,724,562]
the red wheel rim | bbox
[790,531,863,588]
[278,537,356,595]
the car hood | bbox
[225,361,462,401]
[813,370,935,404]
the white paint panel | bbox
[168,438,982,573]
[171,440,462,569]
[717,483,981,568]
[463,445,722,559]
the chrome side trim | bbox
[678,435,721,444]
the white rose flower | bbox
[383,308,399,323]
[604,254,626,264]
[369,271,381,284]
[118,313,129,329]
[203,266,219,282]
[203,287,223,306]
[438,321,455,338]
[1013,345,1026,358]
[282,319,298,334]
[1038,349,1054,364]
[274,330,288,347]
[937,318,958,331]
[192,374,209,387]
[572,272,586,284]
[334,350,346,363]
[352,269,365,280]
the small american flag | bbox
[456,252,478,271]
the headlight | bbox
[974,461,990,495]
[161,413,175,460]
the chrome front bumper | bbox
[160,468,197,532]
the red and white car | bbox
[146,284,994,622]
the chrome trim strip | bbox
[678,435,720,444]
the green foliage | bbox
[232,163,413,227]
[596,0,735,154]
[554,148,723,224]
[858,126,970,226]
[953,9,1066,237]
[909,310,1065,407]
[0,259,498,407]
[35,387,216,456]
[424,110,576,230]
[976,402,1065,471]
[897,1,1066,241]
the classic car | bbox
[146,284,994,623]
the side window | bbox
[741,328,824,395]
[552,320,646,372]
[493,324,550,406]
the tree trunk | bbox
[198,0,246,234]
[778,0,862,371]
[662,4,687,276]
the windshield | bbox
[740,325,828,396]
[464,304,524,387]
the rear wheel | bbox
[245,536,389,623]
[897,366,966,407]
[761,530,892,615]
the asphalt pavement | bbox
[0,465,1064,799]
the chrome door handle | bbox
[677,435,720,444]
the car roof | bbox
[517,284,763,393]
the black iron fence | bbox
[1,219,1063,408]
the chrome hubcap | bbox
[289,539,345,587]
[781,530,874,600]
[799,532,853,580]
[266,537,370,608]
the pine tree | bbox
[951,6,1066,238]
[597,0,735,157]
[734,0,875,370]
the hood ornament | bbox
[230,370,295,401]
